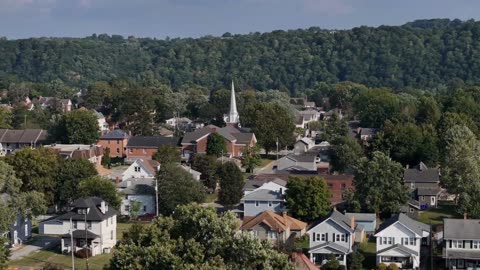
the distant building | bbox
[0,194,32,247]
[0,129,48,156]
[223,81,240,126]
[97,129,130,158]
[404,162,442,209]
[92,110,109,134]
[46,144,103,166]
[125,136,180,164]
[34,97,72,113]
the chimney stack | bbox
[115,177,120,185]
[100,201,106,214]
[464,212,468,220]
[350,215,356,230]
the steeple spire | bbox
[227,80,239,124]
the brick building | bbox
[97,129,130,158]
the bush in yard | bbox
[377,263,388,270]
[387,263,399,270]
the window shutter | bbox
[401,238,404,245]
[449,240,452,248]
[326,233,328,242]
[471,240,473,249]
[313,233,316,242]
[464,240,466,248]
[393,238,395,245]
[332,233,336,242]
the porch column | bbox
[310,253,313,263]
[343,255,347,268]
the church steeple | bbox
[226,80,239,124]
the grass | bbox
[9,222,145,270]
[415,203,458,225]
[294,235,309,250]
[359,237,377,269]
[206,193,218,203]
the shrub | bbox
[377,263,388,270]
[387,263,399,270]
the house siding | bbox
[309,219,352,252]
[243,200,284,217]
[7,216,32,246]
[97,138,128,158]
[120,195,155,216]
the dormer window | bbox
[134,166,141,172]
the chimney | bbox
[350,215,356,230]
[464,212,468,220]
[100,201,106,214]
[115,177,120,185]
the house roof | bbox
[0,129,47,144]
[57,197,117,222]
[286,154,317,163]
[309,242,350,254]
[92,110,104,119]
[345,213,376,222]
[134,159,159,176]
[231,132,254,144]
[443,249,480,260]
[444,219,480,240]
[240,210,307,232]
[404,162,439,183]
[126,136,180,148]
[46,144,103,159]
[180,165,201,177]
[100,129,129,140]
[182,125,254,145]
[117,178,155,195]
[417,187,442,196]
[181,125,216,143]
[62,230,100,239]
[359,128,379,136]
[242,189,283,202]
[309,210,354,233]
[376,213,430,236]
[377,244,418,256]
[243,178,287,191]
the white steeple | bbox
[226,80,239,124]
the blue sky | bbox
[1,0,479,39]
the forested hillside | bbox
[1,18,480,94]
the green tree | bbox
[285,176,331,221]
[322,113,348,142]
[129,201,142,221]
[323,255,340,270]
[53,110,100,144]
[5,148,60,204]
[206,133,227,157]
[107,204,293,270]
[243,103,295,155]
[0,107,12,129]
[152,144,180,164]
[416,96,441,125]
[353,152,409,214]
[330,137,363,173]
[348,252,364,270]
[241,145,262,173]
[353,88,400,128]
[78,176,121,210]
[101,147,112,168]
[217,162,244,208]
[55,158,98,208]
[191,154,219,190]
[157,164,206,215]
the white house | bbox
[243,178,287,196]
[375,213,430,269]
[180,165,202,181]
[93,110,109,134]
[443,218,480,269]
[117,178,156,217]
[294,137,315,154]
[121,159,160,181]
[307,210,364,268]
[39,197,117,256]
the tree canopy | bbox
[217,162,244,208]
[285,176,331,222]
[52,109,100,144]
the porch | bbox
[61,230,102,257]
[308,242,349,267]
[378,255,414,269]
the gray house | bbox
[345,213,376,233]
[274,154,317,172]
[443,218,480,269]
[0,194,32,246]
[117,178,156,217]
[242,189,285,217]
[404,162,442,208]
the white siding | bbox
[122,160,155,180]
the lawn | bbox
[359,237,377,269]
[415,203,458,225]
[9,222,144,270]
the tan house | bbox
[240,210,307,244]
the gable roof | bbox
[308,210,354,233]
[242,189,284,202]
[182,125,255,145]
[309,242,350,254]
[444,218,480,240]
[377,244,418,256]
[100,129,129,140]
[126,136,180,148]
[243,178,287,192]
[181,125,216,144]
[417,187,442,196]
[240,210,307,232]
[376,213,430,236]
[133,159,160,176]
[404,162,439,183]
[57,197,117,221]
[0,129,47,144]
[285,154,317,163]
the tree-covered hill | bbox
[1,18,480,94]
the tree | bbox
[5,148,60,204]
[323,255,340,270]
[416,96,441,125]
[129,201,142,221]
[55,158,98,208]
[322,113,348,142]
[241,145,262,173]
[78,176,121,210]
[0,107,12,129]
[243,103,295,155]
[347,250,364,270]
[53,110,100,144]
[206,133,227,157]
[106,204,293,270]
[152,144,180,164]
[285,176,331,221]
[217,162,244,208]
[353,88,400,128]
[330,137,363,173]
[353,152,409,215]
[157,164,206,215]
[102,147,112,168]
[191,154,219,190]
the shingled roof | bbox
[376,213,430,236]
[0,129,47,144]
[444,218,480,240]
[127,136,180,148]
[57,197,117,222]
[404,162,440,183]
[100,129,129,140]
[181,125,254,145]
[241,210,307,232]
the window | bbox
[143,205,147,212]
[268,201,272,207]
[336,234,340,242]
[134,166,141,172]
[129,148,132,153]
[116,148,120,154]
[268,231,277,239]
[409,238,415,246]
[452,240,463,249]
[25,224,28,237]
[255,201,259,207]
[388,237,393,245]
[341,234,346,242]
[87,222,92,230]
[250,231,258,237]
[117,140,120,144]
[125,205,130,212]
[421,196,425,201]
[410,208,414,213]
[143,149,147,154]
[383,237,387,245]
[320,234,325,241]
[73,221,77,229]
[341,184,346,190]
[473,241,480,249]
[328,183,333,189]
[403,237,409,245]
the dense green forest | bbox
[1,18,480,94]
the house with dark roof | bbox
[374,213,430,269]
[34,97,72,113]
[307,210,365,267]
[125,136,180,163]
[97,129,130,158]
[345,213,377,233]
[180,125,256,159]
[240,210,307,244]
[274,154,318,172]
[443,218,480,269]
[46,144,103,166]
[39,197,118,256]
[404,162,442,208]
[117,178,156,217]
[0,129,48,155]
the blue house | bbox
[242,189,285,217]
[345,212,376,233]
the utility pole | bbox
[276,137,279,160]
[85,211,89,270]
[155,169,159,217]
[70,217,75,270]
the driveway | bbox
[9,235,60,261]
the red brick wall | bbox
[97,138,128,157]
[126,147,157,160]
[196,137,208,153]
[324,179,354,205]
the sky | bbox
[1,0,480,39]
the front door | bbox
[458,259,465,269]
[430,196,436,206]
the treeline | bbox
[2,19,480,93]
